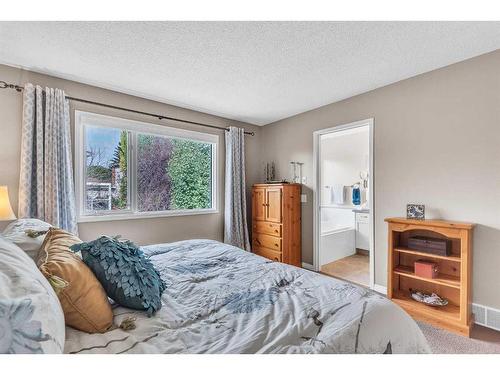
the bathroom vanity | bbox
[353,208,370,252]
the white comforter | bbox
[64,240,430,354]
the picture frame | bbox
[407,204,425,220]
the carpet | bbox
[418,321,500,354]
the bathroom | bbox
[316,122,372,287]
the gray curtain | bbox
[18,83,78,234]
[224,127,250,250]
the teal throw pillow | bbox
[71,236,165,316]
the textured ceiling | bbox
[0,22,499,125]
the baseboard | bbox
[372,284,387,295]
[301,262,315,271]
[472,303,500,332]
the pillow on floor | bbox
[36,228,113,333]
[2,218,52,259]
[71,236,165,316]
[0,235,65,353]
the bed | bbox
[63,239,430,354]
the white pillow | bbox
[2,219,52,259]
[0,236,65,354]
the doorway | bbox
[313,119,374,288]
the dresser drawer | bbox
[253,245,282,262]
[253,233,282,251]
[253,221,282,237]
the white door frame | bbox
[312,118,375,289]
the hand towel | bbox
[331,184,345,205]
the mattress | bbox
[64,239,430,354]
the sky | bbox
[86,125,122,166]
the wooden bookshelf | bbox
[385,217,474,337]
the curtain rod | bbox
[0,80,255,136]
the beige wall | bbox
[259,50,500,309]
[0,63,261,245]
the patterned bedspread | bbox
[64,240,430,354]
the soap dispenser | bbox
[352,184,361,206]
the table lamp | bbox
[0,186,16,221]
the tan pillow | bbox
[36,228,113,333]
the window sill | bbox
[77,208,219,223]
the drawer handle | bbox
[256,239,261,244]
[274,243,279,247]
[274,229,279,233]
[274,257,279,262]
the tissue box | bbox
[414,260,439,279]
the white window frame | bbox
[75,111,218,223]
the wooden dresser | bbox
[251,183,301,266]
[386,217,474,336]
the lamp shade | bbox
[0,186,16,221]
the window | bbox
[75,111,217,222]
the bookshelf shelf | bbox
[391,290,460,321]
[394,247,461,263]
[394,265,461,289]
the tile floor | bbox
[320,253,369,287]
